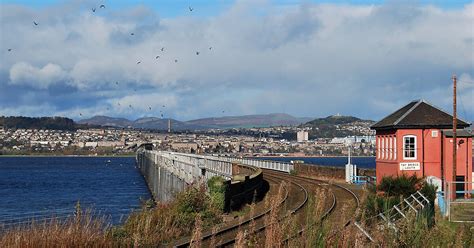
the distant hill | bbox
[78,116,208,130]
[78,113,312,130]
[303,115,375,138]
[187,113,312,129]
[77,116,132,128]
[132,117,208,130]
[305,115,366,126]
[0,116,76,131]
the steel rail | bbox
[262,170,360,245]
[172,174,291,247]
[213,172,310,247]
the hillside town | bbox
[0,124,376,156]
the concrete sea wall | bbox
[136,150,186,202]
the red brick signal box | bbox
[371,100,472,194]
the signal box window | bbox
[403,135,416,159]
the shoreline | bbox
[0,154,135,158]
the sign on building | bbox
[400,162,420,171]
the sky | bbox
[0,0,473,122]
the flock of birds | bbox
[6,3,227,119]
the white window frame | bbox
[381,137,385,159]
[393,136,397,160]
[403,135,417,160]
[389,137,392,160]
[377,137,380,159]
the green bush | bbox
[377,174,422,198]
[207,176,227,211]
[115,184,222,245]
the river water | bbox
[0,156,151,226]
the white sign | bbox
[400,162,420,171]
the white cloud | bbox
[0,1,473,120]
[9,62,69,89]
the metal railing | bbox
[443,181,474,223]
[354,190,431,243]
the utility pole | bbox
[452,74,457,185]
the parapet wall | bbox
[136,150,268,211]
[226,164,266,211]
[294,163,375,180]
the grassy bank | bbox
[1,177,472,247]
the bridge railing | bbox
[139,150,293,186]
[156,151,294,173]
[225,157,293,173]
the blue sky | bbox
[2,0,472,16]
[0,0,473,121]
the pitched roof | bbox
[371,99,470,130]
[442,129,473,138]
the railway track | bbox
[173,173,309,247]
[173,169,360,247]
[263,169,360,244]
[213,173,311,247]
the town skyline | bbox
[1,0,473,121]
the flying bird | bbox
[137,61,141,64]
[149,107,152,110]
[7,48,12,52]
[129,104,133,108]
[115,81,119,85]
[189,6,193,11]
[100,4,105,8]
[79,113,83,116]
[161,114,164,118]
[161,47,164,51]
[174,59,178,63]
[162,105,165,107]
[130,32,134,36]
[33,21,38,26]
[92,8,96,12]
[155,55,160,59]
[118,102,121,106]
[196,51,200,55]
[209,46,212,50]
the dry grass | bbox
[111,183,222,246]
[0,209,111,248]
[189,214,202,248]
[0,184,222,248]
[227,183,473,248]
[2,182,472,248]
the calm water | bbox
[254,156,376,168]
[0,157,151,226]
